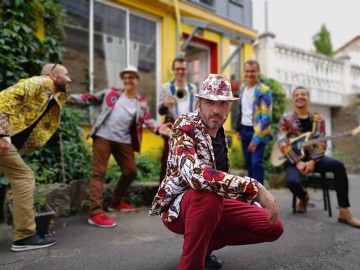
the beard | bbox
[54,81,67,93]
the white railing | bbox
[255,33,360,107]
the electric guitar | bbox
[270,126,360,167]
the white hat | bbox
[195,74,238,101]
[120,65,140,80]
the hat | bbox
[120,65,140,80]
[195,74,238,101]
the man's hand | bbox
[163,96,176,108]
[247,143,257,153]
[296,160,315,175]
[158,122,172,136]
[256,183,279,224]
[0,137,10,155]
[296,161,306,174]
[303,159,315,175]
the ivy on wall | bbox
[0,0,65,90]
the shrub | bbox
[0,0,65,90]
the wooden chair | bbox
[292,172,335,217]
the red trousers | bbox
[164,189,283,270]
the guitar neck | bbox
[300,130,354,148]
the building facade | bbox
[57,0,258,152]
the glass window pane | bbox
[58,0,91,122]
[94,2,127,91]
[130,14,157,117]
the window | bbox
[187,0,214,7]
[58,0,159,118]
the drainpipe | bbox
[89,0,94,122]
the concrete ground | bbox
[1,175,360,270]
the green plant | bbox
[135,152,161,182]
[0,0,65,90]
[105,151,162,184]
[229,145,245,170]
[24,107,92,185]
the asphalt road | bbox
[1,175,360,270]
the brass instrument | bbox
[175,88,188,102]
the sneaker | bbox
[205,254,223,269]
[107,201,135,212]
[11,234,56,252]
[88,213,116,228]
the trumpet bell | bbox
[176,88,188,102]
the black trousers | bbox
[285,156,350,208]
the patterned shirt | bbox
[149,112,259,222]
[68,87,160,152]
[236,82,273,145]
[277,111,326,163]
[0,76,67,154]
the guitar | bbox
[271,126,360,167]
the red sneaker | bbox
[107,201,135,212]
[88,213,116,228]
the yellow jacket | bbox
[0,76,67,154]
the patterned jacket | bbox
[236,82,273,145]
[0,76,67,155]
[68,87,160,152]
[149,112,259,222]
[158,80,197,122]
[277,111,326,164]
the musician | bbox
[235,60,272,185]
[277,86,360,228]
[150,74,283,270]
[158,57,197,183]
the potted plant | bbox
[7,190,56,236]
[33,192,56,236]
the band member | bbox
[278,86,360,228]
[236,60,272,184]
[158,57,197,182]
[150,74,283,270]
[68,66,171,228]
[0,63,71,251]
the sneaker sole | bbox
[11,241,56,252]
[88,218,116,228]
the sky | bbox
[252,0,360,51]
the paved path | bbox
[1,176,360,270]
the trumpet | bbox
[175,88,188,102]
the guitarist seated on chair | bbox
[277,86,360,228]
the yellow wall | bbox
[105,0,255,155]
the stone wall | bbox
[331,103,360,174]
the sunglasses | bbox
[51,62,62,72]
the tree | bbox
[313,24,333,56]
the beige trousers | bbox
[0,144,36,241]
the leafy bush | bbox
[229,145,245,170]
[24,107,93,184]
[105,151,162,184]
[0,0,65,90]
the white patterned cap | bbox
[195,74,238,101]
[120,65,140,79]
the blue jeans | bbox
[239,125,266,184]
